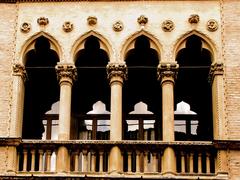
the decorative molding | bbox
[63,21,73,32]
[87,16,97,26]
[137,15,148,26]
[188,14,200,24]
[162,20,174,32]
[55,64,77,85]
[106,63,127,81]
[113,21,124,32]
[37,17,49,26]
[157,63,179,83]
[12,63,27,82]
[209,62,224,83]
[20,22,31,33]
[207,19,218,32]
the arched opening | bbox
[71,35,110,140]
[22,36,59,139]
[123,35,162,140]
[174,35,213,141]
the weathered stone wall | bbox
[222,1,240,179]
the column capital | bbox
[209,62,224,83]
[12,63,27,82]
[157,63,179,84]
[106,62,127,82]
[55,63,77,85]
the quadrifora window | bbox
[174,35,213,141]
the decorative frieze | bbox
[20,22,31,33]
[162,20,174,32]
[188,14,200,24]
[208,62,224,83]
[55,64,77,84]
[207,19,218,32]
[106,63,127,81]
[62,21,73,32]
[113,21,124,32]
[137,15,148,26]
[87,16,97,26]
[12,63,27,82]
[157,63,179,83]
[37,17,49,26]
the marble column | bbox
[157,63,178,175]
[55,63,77,173]
[106,62,127,174]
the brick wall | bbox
[0,4,17,137]
[223,1,240,179]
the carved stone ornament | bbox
[55,64,77,84]
[208,62,224,83]
[37,17,49,26]
[12,63,27,82]
[106,63,127,81]
[207,19,218,32]
[87,16,97,26]
[63,21,73,32]
[113,21,124,32]
[157,63,179,83]
[137,15,148,26]
[162,20,174,32]
[20,22,31,33]
[188,14,200,24]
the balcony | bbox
[14,140,218,179]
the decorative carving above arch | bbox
[120,30,162,62]
[62,21,73,32]
[162,20,174,32]
[19,31,63,65]
[173,30,217,62]
[188,14,200,24]
[207,19,218,32]
[137,15,148,26]
[37,17,49,26]
[87,16,97,26]
[113,21,124,32]
[20,22,31,33]
[71,30,114,63]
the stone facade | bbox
[0,0,239,179]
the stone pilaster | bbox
[55,63,77,173]
[106,62,127,174]
[157,63,178,175]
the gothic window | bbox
[175,35,213,140]
[22,36,59,139]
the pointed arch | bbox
[71,30,114,63]
[173,30,217,62]
[19,31,63,65]
[120,30,162,62]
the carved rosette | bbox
[208,62,224,83]
[188,14,200,24]
[37,17,49,26]
[20,22,31,33]
[12,63,27,82]
[113,21,124,32]
[106,63,127,81]
[207,19,218,32]
[63,21,73,32]
[157,63,179,84]
[137,15,148,26]
[55,64,77,85]
[87,16,97,26]
[162,20,174,32]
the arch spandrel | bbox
[71,30,114,63]
[173,30,217,62]
[19,31,63,65]
[120,30,162,62]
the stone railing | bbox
[15,140,218,178]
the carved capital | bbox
[106,63,127,82]
[55,64,77,85]
[157,63,179,84]
[209,62,224,83]
[12,63,27,82]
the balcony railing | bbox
[16,140,217,179]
